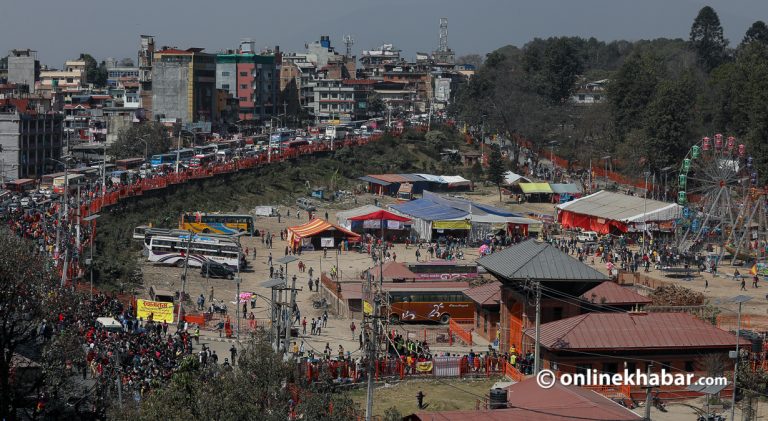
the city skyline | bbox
[2,0,767,67]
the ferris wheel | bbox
[675,134,767,263]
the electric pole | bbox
[644,363,653,421]
[533,280,542,374]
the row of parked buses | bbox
[149,140,244,168]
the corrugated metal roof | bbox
[464,281,501,306]
[380,261,417,279]
[549,183,582,194]
[556,190,681,222]
[336,205,382,222]
[358,176,391,186]
[368,174,409,183]
[525,312,750,351]
[580,282,652,305]
[478,239,607,282]
[389,198,467,221]
[415,377,641,420]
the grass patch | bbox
[348,378,501,416]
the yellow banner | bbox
[363,300,373,315]
[416,361,433,373]
[433,220,471,230]
[137,299,175,323]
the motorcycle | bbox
[312,297,328,309]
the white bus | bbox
[147,235,244,268]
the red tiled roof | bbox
[380,261,417,280]
[525,312,750,351]
[464,281,501,306]
[580,282,652,305]
[412,378,641,420]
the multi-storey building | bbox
[216,40,279,122]
[138,35,155,114]
[105,58,140,88]
[0,101,63,180]
[308,78,355,123]
[152,48,217,127]
[39,60,87,92]
[7,49,40,93]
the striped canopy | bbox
[287,218,361,244]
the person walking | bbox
[741,277,747,291]
[350,321,356,340]
[302,317,307,335]
[753,274,759,288]
[230,345,238,366]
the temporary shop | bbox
[286,218,361,251]
[343,208,411,242]
[518,182,554,202]
[556,190,681,235]
[389,191,541,242]
[549,183,583,203]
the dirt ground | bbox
[135,186,768,417]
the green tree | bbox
[741,20,768,48]
[540,37,583,103]
[689,6,728,71]
[108,122,172,160]
[486,145,506,202]
[641,74,697,171]
[78,53,107,87]
[607,52,663,137]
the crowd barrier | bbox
[57,134,382,284]
[448,318,474,346]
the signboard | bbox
[321,237,335,248]
[363,300,373,315]
[387,220,403,230]
[363,219,381,229]
[136,299,174,323]
[433,220,471,230]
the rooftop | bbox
[580,282,652,306]
[463,281,501,306]
[478,240,607,282]
[525,312,749,351]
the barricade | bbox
[502,360,526,382]
[448,318,473,346]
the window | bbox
[661,361,673,371]
[240,72,247,77]
[684,361,695,372]
[239,97,247,102]
[321,93,328,99]
[576,364,592,375]
[552,307,563,320]
[222,84,230,90]
[578,94,585,101]
[240,84,247,89]
[626,362,637,373]
[222,71,230,76]
[594,95,601,101]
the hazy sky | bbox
[2,0,767,67]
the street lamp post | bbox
[731,295,752,421]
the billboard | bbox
[136,299,175,323]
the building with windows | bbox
[39,60,87,92]
[0,102,63,180]
[308,78,354,123]
[571,78,607,105]
[216,40,279,122]
[105,58,139,88]
[152,48,217,126]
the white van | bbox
[95,317,123,333]
[576,231,598,243]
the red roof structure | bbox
[463,281,501,307]
[410,377,641,421]
[579,282,652,306]
[380,261,417,280]
[525,312,749,351]
[348,209,410,222]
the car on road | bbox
[200,260,235,279]
[296,197,317,212]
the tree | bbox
[540,38,583,103]
[366,92,385,117]
[608,52,663,137]
[486,145,506,202]
[741,21,768,48]
[108,122,171,160]
[111,333,360,421]
[456,54,484,68]
[689,6,728,71]
[78,53,106,87]
[0,229,59,420]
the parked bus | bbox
[150,153,177,167]
[147,235,244,268]
[179,212,255,235]
[407,261,479,280]
[385,282,472,324]
[170,148,195,164]
[4,178,36,193]
[41,172,67,188]
[52,174,86,193]
[189,153,217,169]
[115,157,145,170]
[194,144,218,155]
[283,139,309,150]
